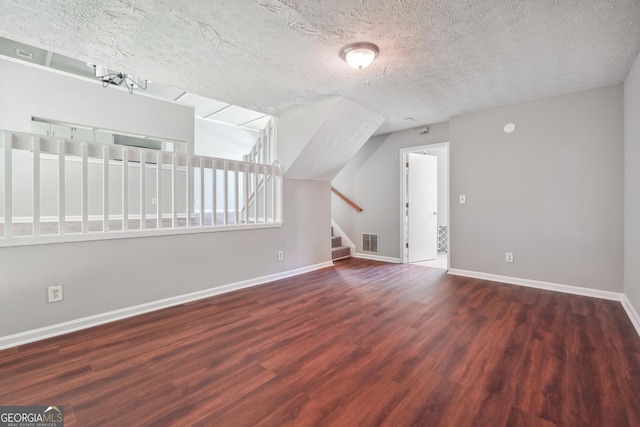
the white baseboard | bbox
[621,294,640,338]
[353,253,401,263]
[0,261,334,351]
[447,269,622,301]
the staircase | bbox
[331,227,351,261]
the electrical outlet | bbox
[151,198,158,206]
[48,285,63,303]
[505,252,514,263]
[459,195,466,204]
[277,251,284,261]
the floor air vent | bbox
[362,233,378,253]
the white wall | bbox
[278,98,341,174]
[331,123,450,258]
[0,178,330,337]
[194,118,259,161]
[0,57,195,219]
[624,50,640,313]
[0,57,194,146]
[450,85,623,292]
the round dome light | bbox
[339,42,379,70]
[504,123,516,133]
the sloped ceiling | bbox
[281,97,385,181]
[0,0,639,135]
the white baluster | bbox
[33,136,41,236]
[4,133,13,238]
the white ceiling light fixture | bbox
[339,42,379,70]
[88,63,148,94]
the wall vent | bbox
[15,48,33,60]
[362,233,378,253]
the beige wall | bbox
[334,85,624,292]
[0,178,331,337]
[624,50,640,312]
[450,85,623,291]
[331,123,450,259]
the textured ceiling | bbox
[1,0,639,135]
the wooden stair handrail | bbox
[331,187,363,212]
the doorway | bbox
[400,143,450,269]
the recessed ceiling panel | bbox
[178,93,230,118]
[209,106,266,126]
[242,115,271,131]
[143,84,187,102]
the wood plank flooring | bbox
[1,258,639,426]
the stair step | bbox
[332,246,350,260]
[331,235,342,248]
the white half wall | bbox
[0,57,194,147]
[0,178,331,338]
[0,56,196,219]
[450,85,623,292]
[624,50,640,316]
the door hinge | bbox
[406,242,409,248]
[406,162,409,168]
[406,202,409,208]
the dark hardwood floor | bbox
[1,258,639,426]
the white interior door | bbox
[407,153,438,262]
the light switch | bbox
[459,195,466,204]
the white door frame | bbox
[399,142,450,266]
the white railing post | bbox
[122,147,129,231]
[81,142,89,233]
[199,158,205,226]
[212,159,217,226]
[103,145,110,232]
[234,162,239,225]
[58,139,66,235]
[140,150,146,230]
[156,151,163,229]
[272,168,278,223]
[32,136,41,236]
[186,156,192,228]
[156,151,162,230]
[261,165,267,224]
[3,133,13,238]
[172,154,178,228]
[243,162,249,224]
[223,160,228,226]
[253,163,258,223]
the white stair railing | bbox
[0,130,282,244]
[242,117,278,222]
[243,117,276,166]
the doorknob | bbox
[433,212,437,215]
